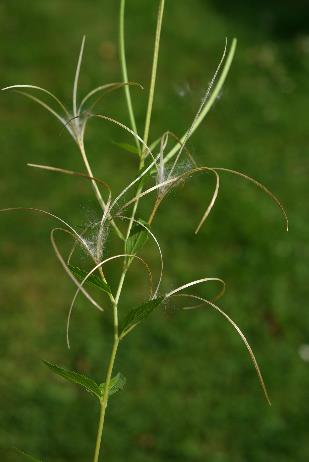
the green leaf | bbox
[13,448,43,461]
[68,265,111,294]
[99,372,127,397]
[43,360,101,399]
[113,142,140,156]
[125,219,149,255]
[120,297,164,337]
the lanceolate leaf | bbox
[68,265,111,294]
[125,219,149,255]
[113,141,140,156]
[120,297,164,337]
[43,360,101,399]
[99,372,127,397]
[43,361,127,402]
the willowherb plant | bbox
[1,1,288,461]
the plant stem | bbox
[93,402,106,462]
[93,315,119,462]
[142,0,165,157]
[93,259,123,462]
[127,0,166,239]
[119,0,141,154]
[92,2,166,460]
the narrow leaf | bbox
[68,265,111,294]
[43,360,101,399]
[113,141,140,156]
[100,372,127,397]
[120,297,164,337]
[125,219,149,255]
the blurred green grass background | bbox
[0,0,308,461]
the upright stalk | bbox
[92,3,166,460]
[93,334,119,462]
[119,0,141,154]
[93,254,126,461]
[127,0,166,239]
[142,0,165,157]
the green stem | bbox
[92,3,166,459]
[142,0,165,157]
[93,317,119,462]
[119,0,141,154]
[127,0,166,239]
[93,402,105,462]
